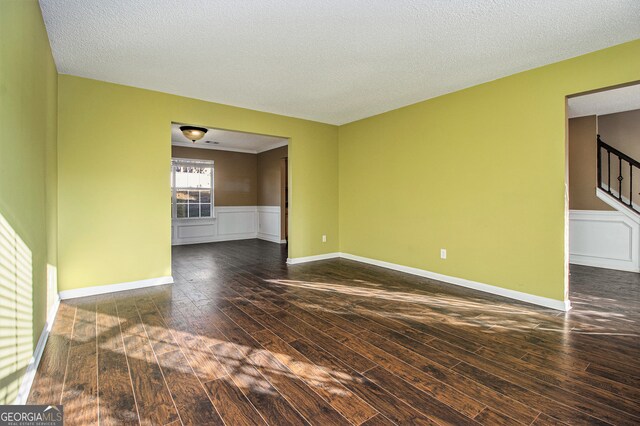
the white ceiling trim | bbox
[171,140,258,154]
[171,139,288,154]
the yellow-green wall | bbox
[2,0,637,406]
[57,41,640,301]
[339,40,640,301]
[0,0,58,403]
[57,75,339,290]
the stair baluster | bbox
[596,134,639,214]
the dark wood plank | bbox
[198,314,312,425]
[363,366,479,425]
[474,407,521,426]
[163,318,228,383]
[245,343,351,425]
[60,302,98,425]
[324,325,485,418]
[451,361,611,425]
[202,378,267,425]
[252,328,379,425]
[584,362,640,389]
[230,297,303,342]
[137,306,181,355]
[532,412,570,425]
[219,301,266,334]
[156,349,223,425]
[210,341,311,425]
[475,346,640,411]
[360,414,396,426]
[448,347,640,425]
[96,300,138,425]
[28,240,640,426]
[335,311,462,369]
[358,329,539,424]
[289,338,438,425]
[27,303,76,405]
[211,307,348,425]
[116,299,147,337]
[121,332,179,425]
[272,309,377,373]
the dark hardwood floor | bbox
[28,240,640,425]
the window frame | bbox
[171,158,215,221]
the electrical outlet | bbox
[322,235,327,243]
[440,249,447,259]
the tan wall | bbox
[599,109,640,160]
[172,146,257,206]
[569,116,612,210]
[258,146,288,206]
[569,109,640,210]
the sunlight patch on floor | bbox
[83,313,360,397]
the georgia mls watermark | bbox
[0,405,63,426]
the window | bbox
[171,159,214,219]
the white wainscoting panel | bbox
[177,223,216,240]
[569,210,640,272]
[172,206,283,245]
[217,206,257,238]
[258,206,281,243]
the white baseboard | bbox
[287,252,340,264]
[172,234,257,245]
[570,258,640,273]
[338,253,570,311]
[14,296,61,405]
[286,251,570,311]
[16,275,173,402]
[59,276,174,300]
[257,233,285,244]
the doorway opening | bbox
[566,82,640,308]
[169,123,289,253]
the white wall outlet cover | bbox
[440,249,447,259]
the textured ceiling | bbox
[40,0,640,125]
[568,84,640,118]
[171,124,288,154]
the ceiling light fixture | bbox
[180,126,208,142]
